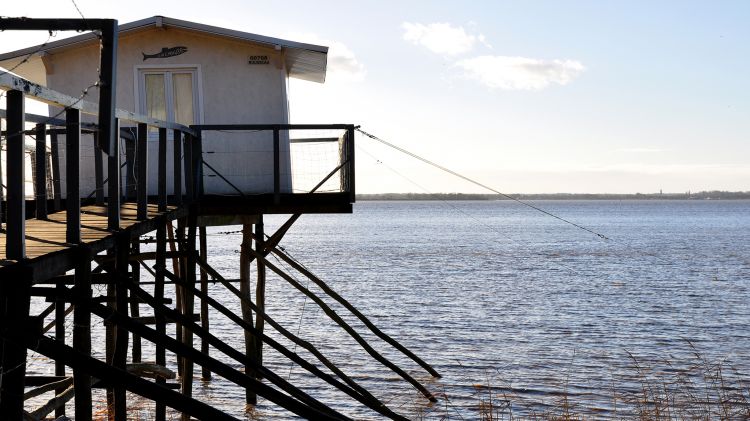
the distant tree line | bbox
[357,191,750,201]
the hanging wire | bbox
[356,127,610,241]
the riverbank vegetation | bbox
[418,346,750,420]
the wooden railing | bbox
[193,124,355,203]
[1,71,200,261]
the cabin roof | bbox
[0,15,328,83]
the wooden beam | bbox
[18,332,240,420]
[162,265,404,420]
[268,244,441,378]
[119,279,349,420]
[253,250,437,402]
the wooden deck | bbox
[0,202,184,281]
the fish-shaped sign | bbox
[142,46,188,61]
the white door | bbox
[135,67,202,194]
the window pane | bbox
[172,72,194,126]
[144,74,167,121]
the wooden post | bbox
[173,130,182,205]
[158,127,167,211]
[239,224,257,404]
[199,225,211,380]
[107,118,121,230]
[94,132,105,205]
[0,271,32,419]
[6,89,25,260]
[97,19,119,156]
[273,127,280,204]
[73,247,93,421]
[254,216,266,368]
[35,123,48,218]
[66,107,81,244]
[154,222,167,421]
[50,131,62,211]
[137,123,148,220]
[0,131,4,231]
[183,134,194,202]
[125,133,136,202]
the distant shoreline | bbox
[357,191,750,201]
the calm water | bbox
[28,200,750,419]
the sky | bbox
[2,0,749,194]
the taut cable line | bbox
[355,127,610,241]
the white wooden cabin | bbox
[0,16,329,198]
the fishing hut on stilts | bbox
[0,16,439,420]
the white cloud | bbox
[455,56,585,90]
[286,33,365,82]
[402,22,484,56]
[325,40,366,82]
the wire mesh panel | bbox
[289,128,347,193]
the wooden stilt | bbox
[180,213,197,421]
[239,223,257,405]
[168,220,184,376]
[73,247,93,421]
[199,225,212,380]
[55,280,67,418]
[113,234,130,420]
[130,239,142,363]
[154,223,167,421]
[254,216,265,371]
[0,271,32,419]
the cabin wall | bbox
[40,27,291,198]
